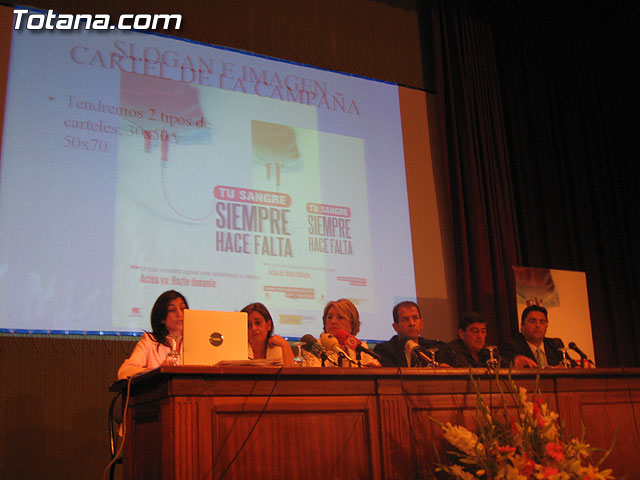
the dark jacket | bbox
[500,333,564,367]
[373,335,441,367]
[444,339,493,368]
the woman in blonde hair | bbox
[321,298,380,367]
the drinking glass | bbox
[560,348,573,369]
[166,336,181,366]
[485,345,499,370]
[426,348,439,368]
[292,341,305,367]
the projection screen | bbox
[0,6,448,341]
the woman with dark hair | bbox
[241,302,294,367]
[118,290,188,379]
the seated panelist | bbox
[315,298,381,367]
[374,301,441,367]
[242,302,294,367]
[444,312,494,368]
[118,290,188,379]
[500,305,572,368]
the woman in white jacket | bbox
[118,290,189,379]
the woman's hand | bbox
[268,335,289,349]
[269,335,295,367]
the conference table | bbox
[114,366,640,479]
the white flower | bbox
[449,464,478,479]
[442,423,485,456]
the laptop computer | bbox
[183,309,249,366]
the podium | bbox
[113,366,640,479]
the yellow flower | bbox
[501,464,527,480]
[518,386,528,404]
[577,464,614,480]
[567,459,584,474]
[542,423,559,442]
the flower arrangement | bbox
[433,374,616,480]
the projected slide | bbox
[0,8,419,340]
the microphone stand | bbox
[414,349,432,367]
[337,352,356,367]
[324,354,340,367]
[410,349,420,367]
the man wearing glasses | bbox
[501,304,564,368]
[443,312,491,367]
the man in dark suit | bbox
[445,312,492,368]
[500,305,564,368]
[373,301,440,367]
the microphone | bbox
[568,342,587,359]
[568,341,595,368]
[319,332,356,364]
[404,339,432,365]
[332,329,382,361]
[301,334,329,361]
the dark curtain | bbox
[430,0,639,366]
[490,1,640,367]
[431,0,522,347]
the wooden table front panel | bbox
[119,367,640,480]
[191,395,381,480]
